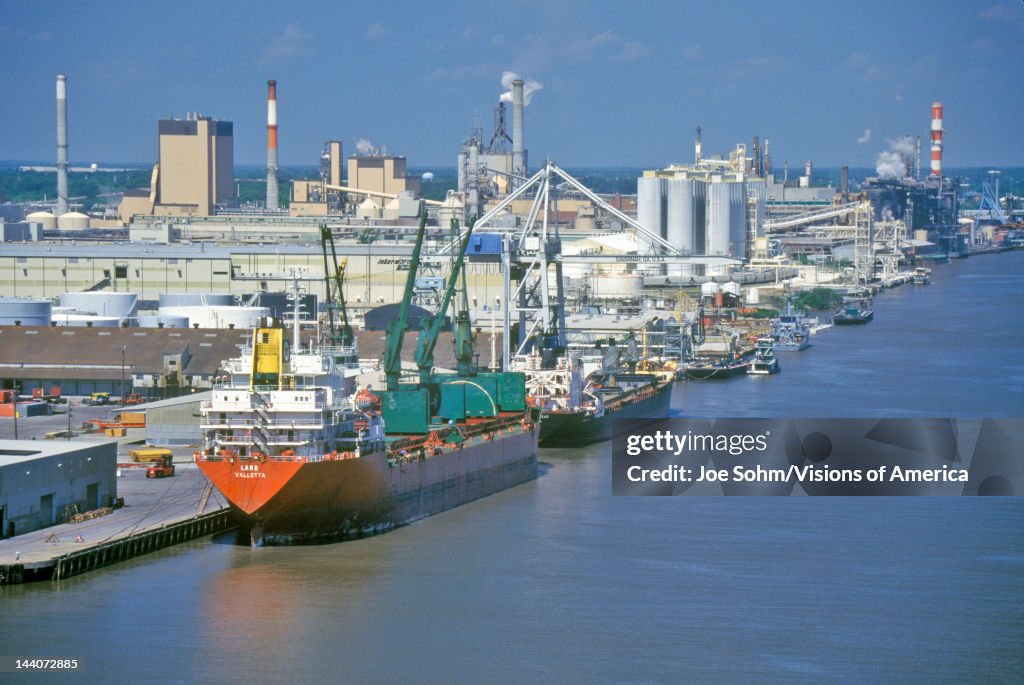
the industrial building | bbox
[0,439,117,538]
[0,326,251,398]
[637,130,766,270]
[117,113,234,220]
[143,392,210,447]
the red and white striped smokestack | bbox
[930,101,943,177]
[266,79,279,210]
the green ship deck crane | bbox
[414,217,476,386]
[319,223,354,348]
[383,212,430,392]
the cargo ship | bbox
[515,353,672,447]
[195,218,538,544]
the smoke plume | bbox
[354,138,375,155]
[856,128,872,144]
[499,71,543,106]
[874,135,914,179]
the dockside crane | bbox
[319,223,354,348]
[383,212,430,392]
[414,217,477,387]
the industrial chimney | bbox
[511,79,525,187]
[764,137,771,177]
[694,125,702,163]
[266,79,279,210]
[56,74,69,216]
[930,102,943,177]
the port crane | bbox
[319,223,354,348]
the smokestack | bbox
[841,166,849,194]
[56,74,69,216]
[694,125,702,163]
[511,79,525,187]
[930,102,943,177]
[266,79,279,210]
[914,136,921,180]
[751,136,761,176]
[804,160,812,184]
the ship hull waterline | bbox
[197,429,538,545]
[538,380,672,447]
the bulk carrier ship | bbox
[195,218,538,544]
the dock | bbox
[0,462,232,585]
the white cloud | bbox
[366,23,386,40]
[856,129,872,144]
[570,31,650,62]
[262,23,312,62]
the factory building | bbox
[156,114,234,216]
[638,135,764,271]
[118,114,234,221]
[0,440,117,538]
[347,154,420,199]
[0,326,250,398]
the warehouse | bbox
[0,439,117,538]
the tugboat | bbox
[747,337,780,375]
[833,302,874,325]
[770,298,811,351]
[912,267,931,285]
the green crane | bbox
[414,217,476,386]
[383,212,430,392]
[319,223,354,348]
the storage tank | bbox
[436,190,465,228]
[700,281,720,298]
[356,197,381,220]
[666,178,707,261]
[746,287,760,305]
[722,281,741,298]
[138,314,190,328]
[158,293,235,307]
[159,305,269,329]
[57,211,90,230]
[707,180,746,260]
[592,274,643,297]
[60,292,138,320]
[53,314,121,327]
[25,211,58,230]
[636,176,664,248]
[0,297,52,326]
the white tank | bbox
[60,292,138,319]
[666,178,700,253]
[57,211,90,230]
[356,197,381,219]
[0,297,52,325]
[26,211,58,230]
[436,190,465,228]
[53,314,121,327]
[138,314,190,328]
[591,274,643,297]
[722,281,741,298]
[700,281,721,298]
[159,305,269,329]
[746,287,760,305]
[706,183,733,256]
[636,176,664,249]
[158,293,235,307]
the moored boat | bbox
[833,304,874,325]
[747,337,780,375]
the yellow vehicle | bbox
[128,447,173,463]
[86,392,110,406]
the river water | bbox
[3,253,1023,684]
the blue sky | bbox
[1,0,1021,169]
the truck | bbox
[84,392,110,406]
[145,454,175,479]
[129,447,173,463]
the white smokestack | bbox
[512,78,525,185]
[56,74,69,216]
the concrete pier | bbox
[0,463,231,585]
